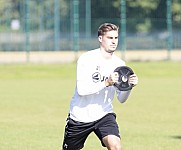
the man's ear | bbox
[98,36,102,42]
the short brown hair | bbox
[98,23,119,36]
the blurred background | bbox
[0,0,180,62]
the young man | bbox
[62,23,138,150]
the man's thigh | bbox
[102,135,121,150]
[62,118,94,150]
[94,113,120,147]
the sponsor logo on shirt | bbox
[92,72,101,83]
[92,72,108,83]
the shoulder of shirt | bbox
[77,49,126,66]
[112,53,125,65]
[77,49,99,62]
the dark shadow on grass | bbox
[170,136,181,139]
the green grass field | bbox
[0,61,181,150]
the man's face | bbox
[99,30,118,53]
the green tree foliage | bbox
[172,0,181,28]
[0,0,180,32]
[0,0,69,31]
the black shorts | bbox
[62,113,120,150]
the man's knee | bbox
[107,142,122,150]
[102,135,122,150]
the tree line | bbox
[0,0,180,33]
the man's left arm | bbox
[116,74,138,103]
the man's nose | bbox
[112,38,116,43]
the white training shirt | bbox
[69,49,131,122]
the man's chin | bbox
[107,49,116,53]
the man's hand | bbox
[105,72,119,87]
[129,74,138,87]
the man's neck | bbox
[99,48,113,59]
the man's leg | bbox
[62,117,94,150]
[94,113,122,150]
[102,135,121,150]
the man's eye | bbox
[107,37,118,39]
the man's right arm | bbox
[76,57,106,96]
